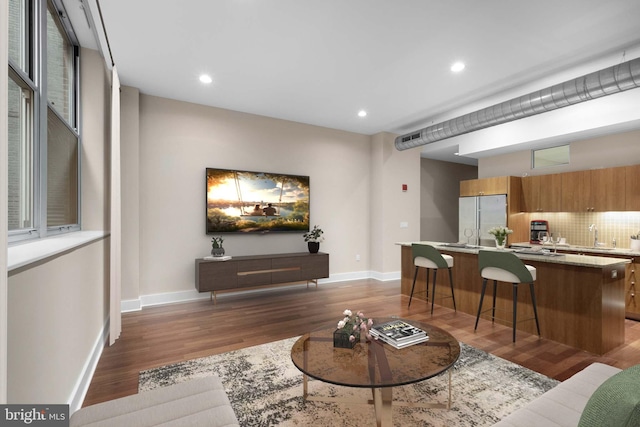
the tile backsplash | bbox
[527,212,640,249]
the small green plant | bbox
[303,225,324,242]
[211,236,224,248]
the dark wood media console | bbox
[195,252,329,303]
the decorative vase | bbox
[333,330,359,349]
[211,247,225,257]
[495,238,506,250]
[308,242,320,254]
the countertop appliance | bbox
[459,194,507,247]
[530,220,549,244]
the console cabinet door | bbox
[300,253,330,280]
[271,257,302,283]
[237,259,272,287]
[196,260,238,291]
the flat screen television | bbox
[206,168,310,234]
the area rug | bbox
[139,337,558,426]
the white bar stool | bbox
[409,243,457,314]
[474,250,541,342]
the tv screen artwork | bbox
[206,168,310,234]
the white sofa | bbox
[494,362,621,427]
[71,376,239,427]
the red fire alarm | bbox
[402,184,408,192]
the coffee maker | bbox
[530,220,549,244]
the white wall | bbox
[6,48,110,406]
[478,129,640,178]
[121,86,140,301]
[134,94,374,298]
[369,132,421,277]
[420,158,477,242]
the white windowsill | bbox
[8,231,109,272]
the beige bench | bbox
[71,376,239,427]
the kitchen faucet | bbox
[589,224,604,247]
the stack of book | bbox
[369,320,429,349]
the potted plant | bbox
[631,231,640,252]
[303,225,324,253]
[211,236,225,257]
[488,226,513,249]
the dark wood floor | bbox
[83,279,640,407]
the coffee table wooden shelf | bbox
[290,319,460,427]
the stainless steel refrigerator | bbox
[458,195,507,246]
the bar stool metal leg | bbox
[491,280,498,323]
[408,266,419,307]
[529,282,541,336]
[448,268,457,311]
[475,278,489,331]
[431,269,438,314]
[512,283,518,342]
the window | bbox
[532,145,570,169]
[7,71,34,232]
[7,0,80,242]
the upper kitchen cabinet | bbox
[459,176,508,196]
[626,164,640,211]
[561,170,591,212]
[521,174,562,212]
[561,167,626,212]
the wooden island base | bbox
[401,244,628,355]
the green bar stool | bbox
[409,243,457,314]
[474,250,541,342]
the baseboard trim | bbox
[121,270,399,312]
[68,318,109,413]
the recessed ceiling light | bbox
[450,62,465,73]
[199,74,213,84]
[358,110,367,117]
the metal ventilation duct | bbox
[395,57,640,150]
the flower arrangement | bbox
[336,309,373,342]
[211,236,224,248]
[303,225,324,243]
[488,226,513,246]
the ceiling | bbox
[63,0,640,165]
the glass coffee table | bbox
[290,318,460,427]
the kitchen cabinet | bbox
[521,174,562,212]
[561,170,592,212]
[561,167,626,212]
[591,167,626,212]
[626,164,640,211]
[459,176,508,196]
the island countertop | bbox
[398,241,628,354]
[397,241,631,268]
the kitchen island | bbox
[399,242,631,354]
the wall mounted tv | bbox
[206,168,310,234]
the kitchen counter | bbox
[398,241,630,354]
[509,241,640,257]
[398,241,631,268]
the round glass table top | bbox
[290,318,460,388]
